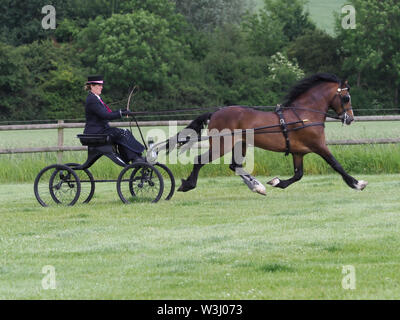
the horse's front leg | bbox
[268,153,304,189]
[230,141,266,196]
[314,146,368,190]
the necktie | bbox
[99,97,112,113]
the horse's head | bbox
[329,80,354,125]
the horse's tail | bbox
[166,112,212,154]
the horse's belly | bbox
[253,134,287,152]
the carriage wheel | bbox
[65,163,95,204]
[117,163,164,204]
[154,163,175,200]
[34,164,81,207]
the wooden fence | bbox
[1,116,400,163]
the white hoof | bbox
[253,182,267,196]
[355,180,368,191]
[267,177,280,187]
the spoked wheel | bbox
[154,163,175,200]
[117,163,164,204]
[65,163,95,204]
[34,164,81,207]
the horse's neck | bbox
[295,84,335,117]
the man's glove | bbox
[120,109,131,117]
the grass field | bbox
[255,0,348,35]
[1,120,400,299]
[1,174,400,299]
[305,0,347,34]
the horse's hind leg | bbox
[178,160,204,192]
[268,153,304,189]
[178,145,218,192]
[315,146,368,190]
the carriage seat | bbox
[76,134,127,168]
[77,134,112,147]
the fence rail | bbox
[1,117,400,161]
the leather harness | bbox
[275,105,291,156]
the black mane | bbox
[282,73,342,107]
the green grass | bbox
[306,0,347,35]
[254,0,348,35]
[1,174,400,299]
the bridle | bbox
[330,86,353,124]
[283,84,353,123]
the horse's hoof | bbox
[355,180,368,191]
[267,177,280,187]
[254,183,267,196]
[178,179,195,192]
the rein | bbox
[156,86,353,157]
[283,87,353,121]
[284,106,341,120]
[174,119,325,145]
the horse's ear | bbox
[343,80,351,90]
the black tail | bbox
[166,112,212,153]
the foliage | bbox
[264,52,305,103]
[335,0,400,108]
[242,8,287,57]
[0,42,29,121]
[173,0,256,31]
[1,0,400,122]
[40,66,86,120]
[287,29,341,75]
[0,40,86,121]
[261,0,316,41]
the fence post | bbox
[57,120,64,164]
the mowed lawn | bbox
[305,0,347,34]
[1,174,400,299]
[254,0,347,35]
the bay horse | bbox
[167,73,368,195]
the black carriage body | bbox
[34,134,175,207]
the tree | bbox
[0,0,127,45]
[173,0,255,31]
[77,10,189,110]
[0,43,29,121]
[264,52,305,104]
[261,0,316,42]
[287,29,341,75]
[336,0,400,108]
[242,9,287,57]
[0,40,86,121]
[201,25,271,105]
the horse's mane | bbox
[282,73,342,107]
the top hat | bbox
[86,75,104,85]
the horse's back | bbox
[209,106,277,131]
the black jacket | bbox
[84,92,121,134]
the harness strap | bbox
[254,122,325,135]
[275,105,291,156]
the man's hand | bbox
[120,109,131,117]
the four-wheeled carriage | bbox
[34,134,175,207]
